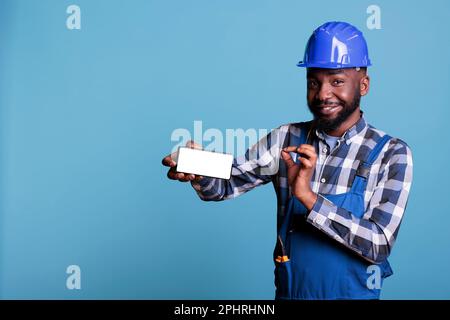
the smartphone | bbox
[176,147,233,180]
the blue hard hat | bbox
[297,21,371,69]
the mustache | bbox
[312,100,343,108]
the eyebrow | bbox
[326,69,345,75]
[307,68,346,77]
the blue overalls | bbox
[274,124,393,300]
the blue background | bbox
[0,0,449,299]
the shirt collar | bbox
[314,110,368,145]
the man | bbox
[162,21,413,300]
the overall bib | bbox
[274,126,393,300]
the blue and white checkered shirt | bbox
[191,112,413,264]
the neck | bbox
[323,107,361,137]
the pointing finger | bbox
[298,157,314,169]
[283,146,301,153]
[296,147,317,161]
[299,144,315,151]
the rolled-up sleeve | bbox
[306,140,413,264]
[191,125,288,201]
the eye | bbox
[332,79,344,86]
[308,80,318,88]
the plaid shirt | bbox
[191,112,413,264]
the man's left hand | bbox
[281,144,318,211]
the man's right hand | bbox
[162,140,204,182]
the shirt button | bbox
[320,178,326,183]
[322,147,328,153]
[314,216,325,225]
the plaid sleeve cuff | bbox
[190,177,220,200]
[306,194,334,228]
[305,194,348,245]
[191,177,212,188]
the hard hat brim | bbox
[297,61,372,69]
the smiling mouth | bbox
[317,104,342,116]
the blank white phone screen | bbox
[176,147,233,180]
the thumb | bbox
[281,149,296,169]
[186,140,202,150]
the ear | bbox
[360,75,370,96]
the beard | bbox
[307,91,361,133]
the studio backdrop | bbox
[0,0,448,299]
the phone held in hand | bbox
[176,147,233,180]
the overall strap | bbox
[352,134,392,193]
[278,122,311,250]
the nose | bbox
[317,82,333,101]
